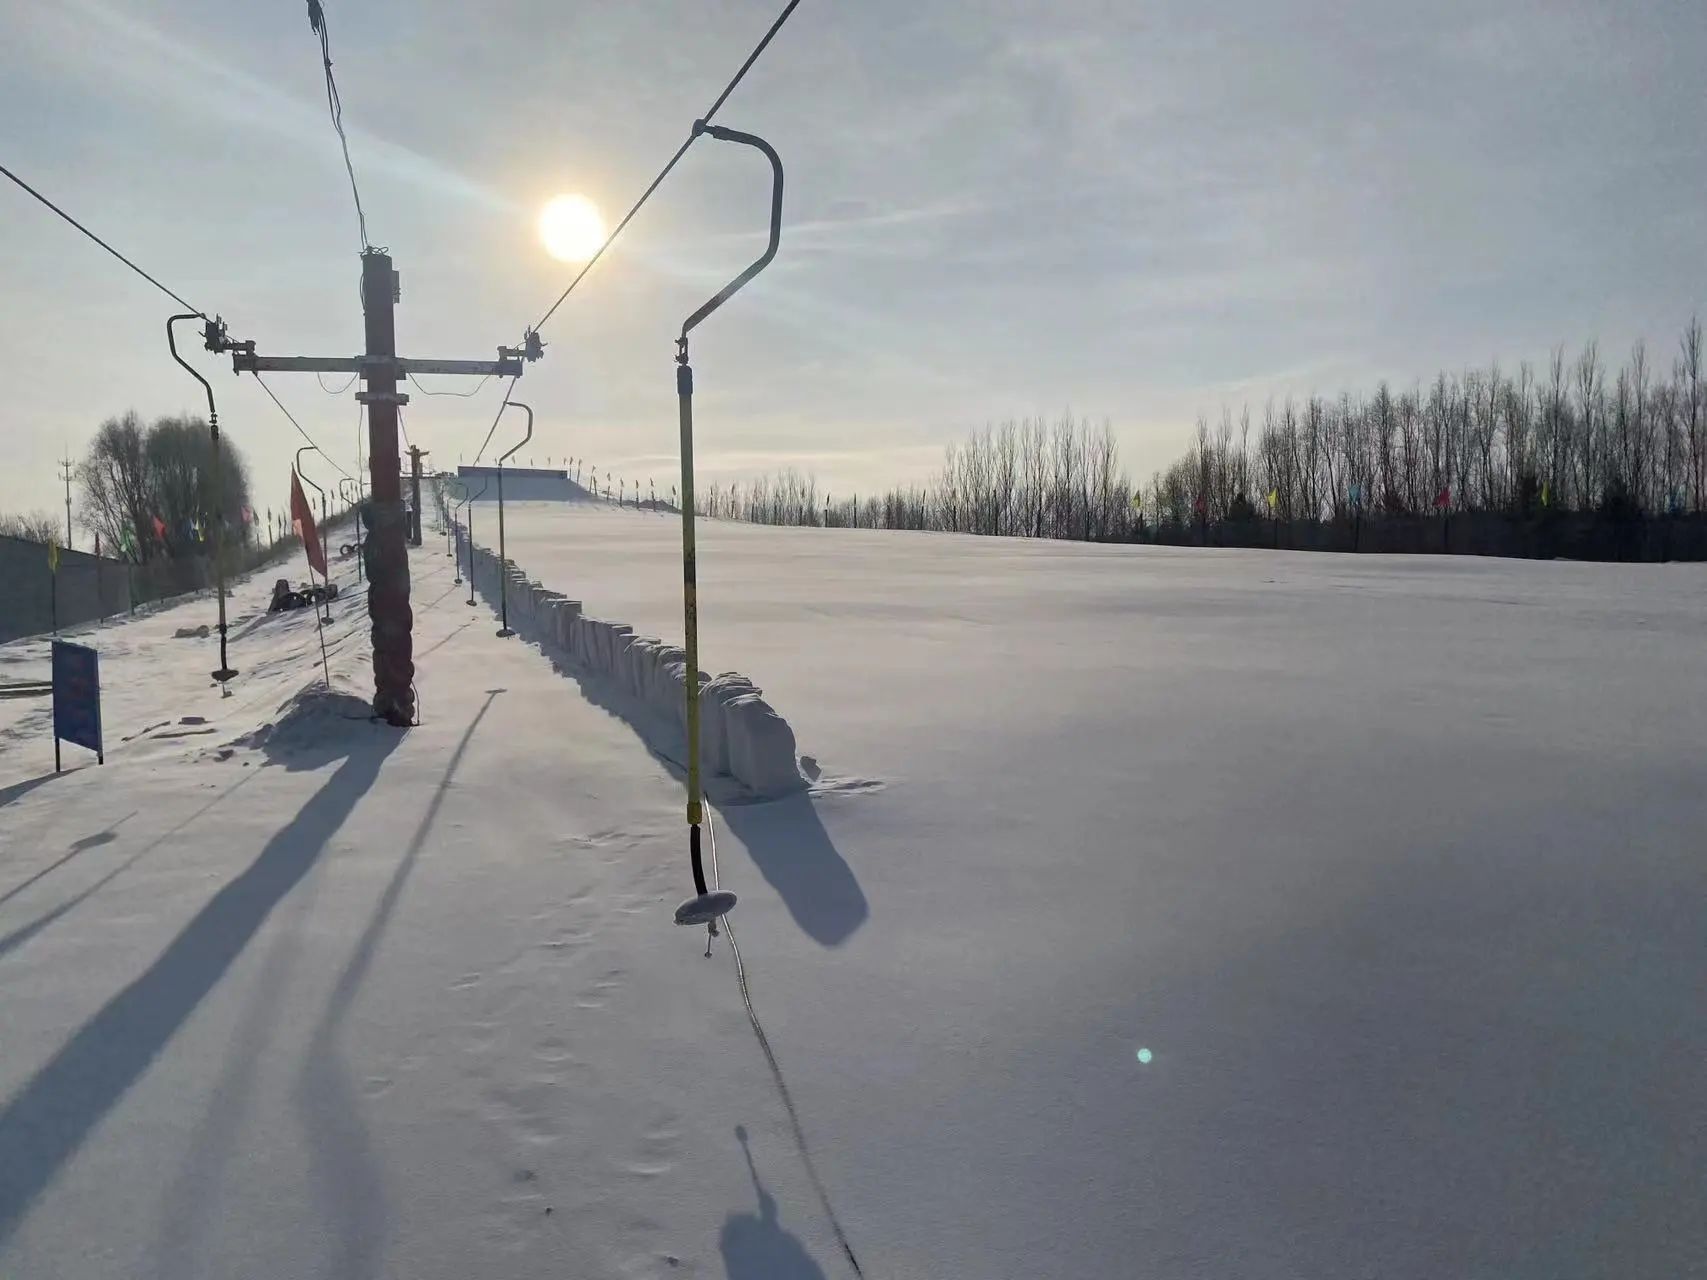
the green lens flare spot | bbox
[1136,1047,1153,1065]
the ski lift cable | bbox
[527,0,803,336]
[305,0,370,251]
[251,372,357,482]
[1,160,208,317]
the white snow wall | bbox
[450,522,806,799]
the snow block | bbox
[723,693,806,796]
[699,672,755,777]
[455,536,806,798]
[554,599,581,646]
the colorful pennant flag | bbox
[291,469,327,576]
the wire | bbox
[529,0,803,334]
[702,0,803,123]
[408,370,493,398]
[471,374,520,465]
[1,160,206,316]
[307,1,370,251]
[398,405,411,452]
[251,372,356,481]
[705,816,864,1278]
[316,371,360,394]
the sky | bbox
[2,0,1704,527]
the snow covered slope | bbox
[5,502,1706,1278]
[0,543,859,1279]
[482,499,1707,1277]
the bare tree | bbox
[1680,317,1704,512]
[0,510,64,544]
[78,410,154,560]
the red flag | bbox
[1433,486,1451,509]
[151,514,167,541]
[291,470,327,576]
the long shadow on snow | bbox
[460,561,868,943]
[0,771,59,813]
[292,688,501,1280]
[0,791,251,968]
[0,692,400,1246]
[148,828,326,1280]
[721,1125,827,1280]
[0,813,146,964]
[0,818,126,910]
[715,794,867,948]
[149,691,497,1278]
[528,638,868,947]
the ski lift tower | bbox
[214,249,542,725]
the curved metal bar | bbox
[493,401,532,637]
[167,314,236,688]
[678,124,783,354]
[293,445,325,500]
[498,401,534,464]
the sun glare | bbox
[538,193,606,264]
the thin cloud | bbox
[34,0,513,214]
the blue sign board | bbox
[52,639,103,769]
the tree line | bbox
[702,318,1705,548]
[699,416,1141,539]
[1148,319,1705,528]
[0,510,63,544]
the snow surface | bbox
[3,501,1706,1278]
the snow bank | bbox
[453,523,806,799]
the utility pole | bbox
[221,248,540,726]
[359,251,410,723]
[406,444,429,546]
[58,455,75,551]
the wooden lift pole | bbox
[220,250,539,726]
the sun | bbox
[538,194,606,264]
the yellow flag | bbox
[1266,489,1278,510]
[47,540,60,573]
